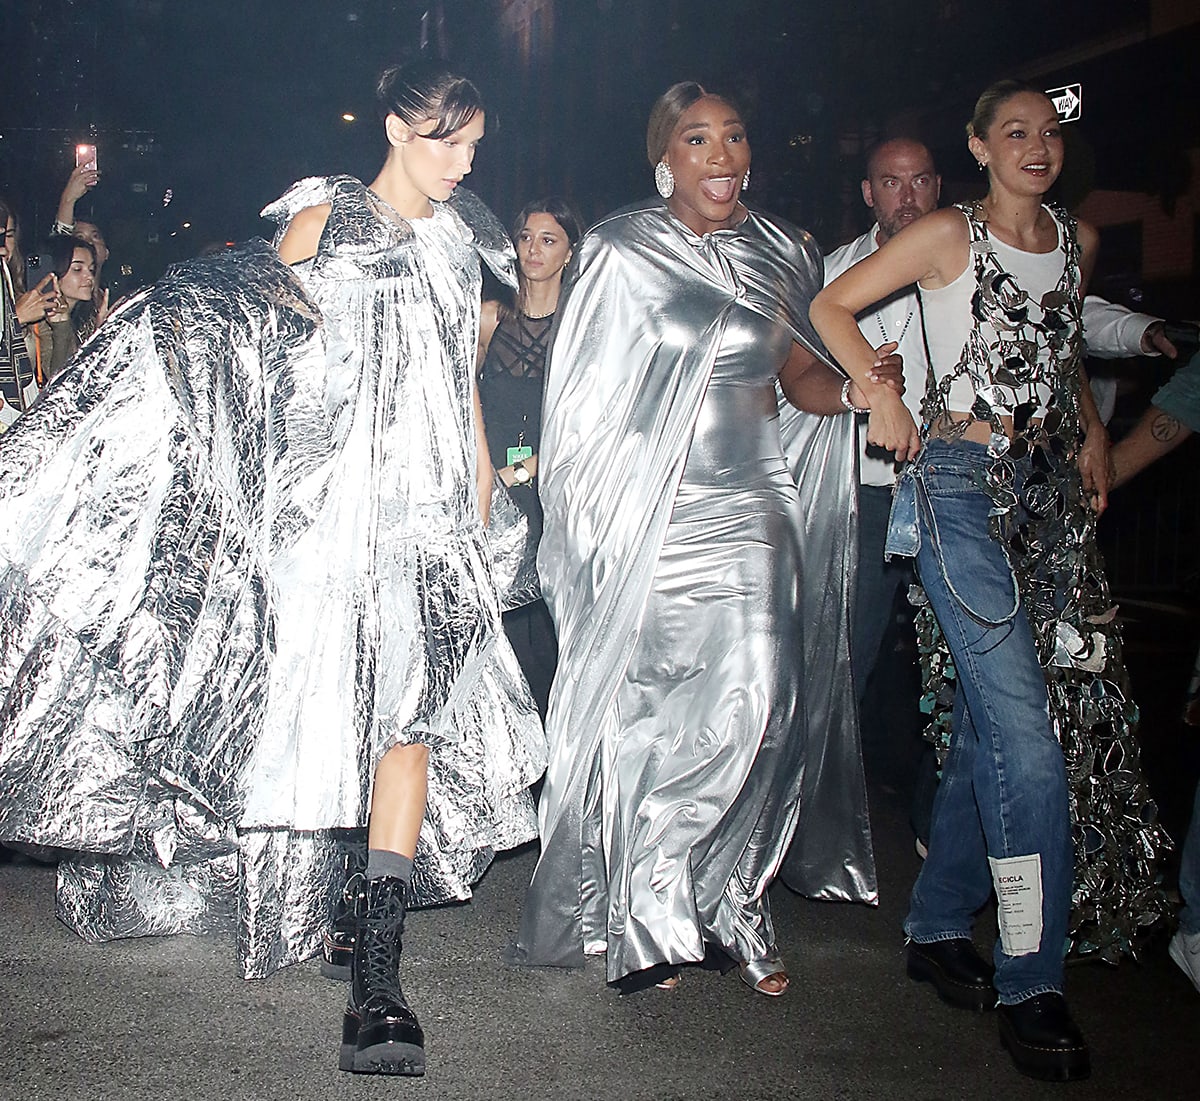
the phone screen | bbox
[75,144,98,171]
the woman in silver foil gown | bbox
[0,62,544,1077]
[512,82,880,995]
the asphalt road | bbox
[2,765,1197,1101]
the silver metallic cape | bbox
[511,200,875,980]
[0,179,545,978]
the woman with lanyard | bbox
[477,198,583,718]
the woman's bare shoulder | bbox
[907,205,969,243]
[277,203,332,264]
[869,206,970,289]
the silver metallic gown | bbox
[512,200,875,982]
[0,179,545,978]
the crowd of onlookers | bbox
[0,163,110,430]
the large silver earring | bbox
[741,167,750,192]
[654,160,675,199]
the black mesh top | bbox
[478,309,553,524]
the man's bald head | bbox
[862,138,941,244]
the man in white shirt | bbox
[825,139,939,712]
[830,139,1175,837]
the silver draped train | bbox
[0,181,545,978]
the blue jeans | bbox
[902,440,1073,1003]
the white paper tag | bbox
[988,853,1043,957]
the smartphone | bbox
[75,143,98,171]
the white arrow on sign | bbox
[1045,83,1082,122]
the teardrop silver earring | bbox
[654,161,675,199]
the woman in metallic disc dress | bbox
[812,81,1168,1082]
[512,82,885,995]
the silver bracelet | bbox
[51,219,75,236]
[840,378,869,415]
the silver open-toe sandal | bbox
[738,957,789,997]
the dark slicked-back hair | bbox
[967,79,1047,140]
[376,60,485,139]
[646,81,743,166]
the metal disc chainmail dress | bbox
[911,202,1171,962]
[0,178,546,979]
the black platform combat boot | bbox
[338,875,425,1076]
[321,836,368,980]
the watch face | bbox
[513,463,532,485]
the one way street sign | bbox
[1046,83,1082,122]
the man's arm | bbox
[1111,405,1191,489]
[1082,295,1177,360]
[1111,351,1200,488]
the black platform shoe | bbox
[998,993,1090,1082]
[338,875,425,1076]
[321,836,367,980]
[906,938,995,1011]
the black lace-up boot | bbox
[321,838,368,980]
[338,875,425,1076]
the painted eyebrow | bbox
[678,118,744,134]
[1000,115,1058,128]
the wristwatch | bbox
[511,460,533,486]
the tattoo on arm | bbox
[1150,412,1182,443]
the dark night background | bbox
[2,0,1199,605]
[1,0,1197,309]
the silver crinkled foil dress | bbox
[0,177,545,978]
[511,200,876,982]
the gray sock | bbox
[366,848,414,886]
